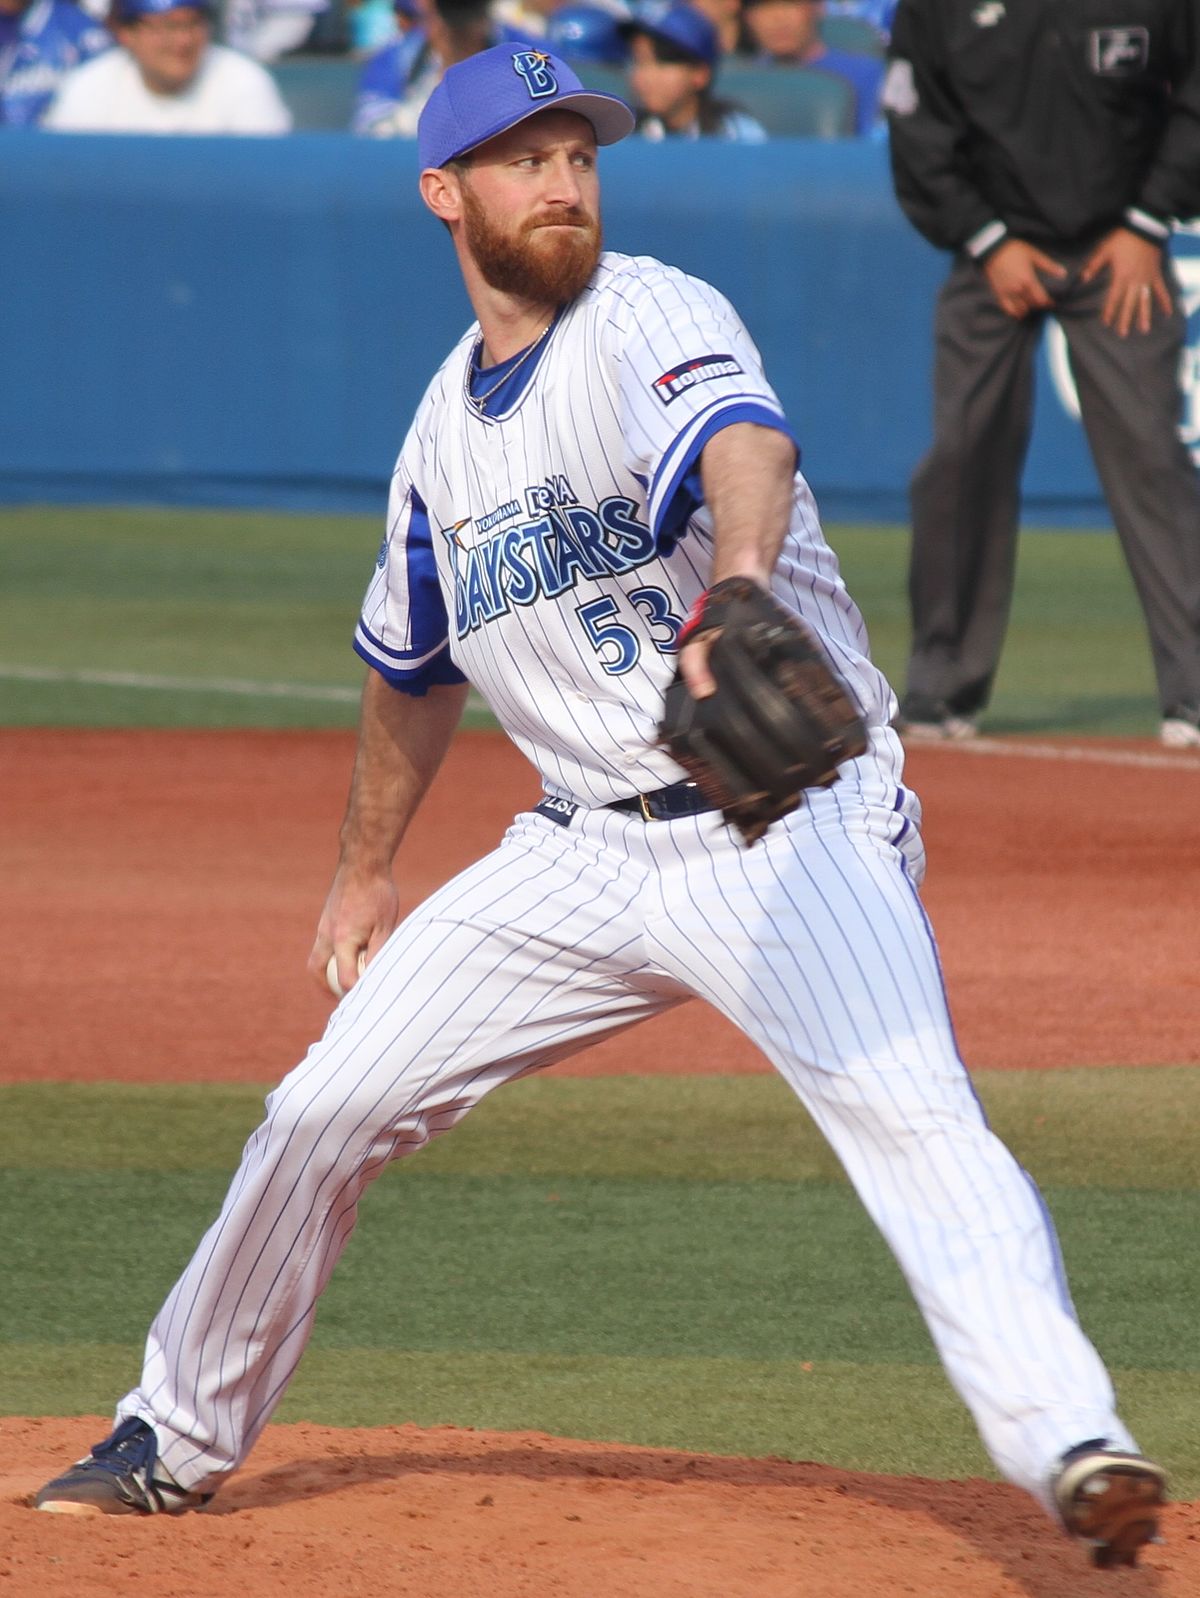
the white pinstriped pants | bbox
[118,733,1134,1509]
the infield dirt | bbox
[3,727,1198,1598]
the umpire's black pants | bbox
[905,247,1200,721]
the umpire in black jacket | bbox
[883,0,1200,746]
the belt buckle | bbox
[637,791,655,822]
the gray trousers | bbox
[906,248,1200,719]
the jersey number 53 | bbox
[575,586,683,674]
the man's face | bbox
[744,0,821,59]
[453,111,603,304]
[117,6,211,96]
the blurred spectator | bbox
[823,0,892,35]
[353,0,426,127]
[43,0,292,128]
[546,1,627,64]
[346,0,414,52]
[221,0,329,61]
[490,0,556,40]
[0,0,111,124]
[353,0,534,136]
[623,0,765,139]
[687,0,742,56]
[742,0,881,133]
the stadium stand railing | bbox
[818,15,885,56]
[271,55,362,130]
[564,61,856,139]
[717,64,855,137]
[271,42,863,136]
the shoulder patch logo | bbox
[1089,27,1149,75]
[653,353,743,405]
[881,58,918,116]
[512,50,557,99]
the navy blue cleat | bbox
[34,1417,211,1516]
[1052,1445,1167,1568]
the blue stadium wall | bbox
[3,132,1199,521]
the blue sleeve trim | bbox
[353,484,469,693]
[353,634,468,695]
[651,402,799,554]
[402,486,457,654]
[355,615,459,667]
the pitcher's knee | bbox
[258,1064,477,1169]
[259,1074,409,1163]
[807,1058,986,1146]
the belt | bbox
[608,780,714,822]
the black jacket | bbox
[884,0,1200,255]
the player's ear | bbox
[420,167,463,226]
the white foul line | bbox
[1,664,1196,769]
[910,735,1200,773]
[0,662,361,703]
[0,662,491,717]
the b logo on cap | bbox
[512,50,557,99]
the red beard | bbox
[461,185,603,305]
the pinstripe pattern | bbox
[114,252,1136,1518]
[117,732,1133,1507]
[353,252,896,805]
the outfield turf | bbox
[3,505,1194,1502]
[2,1073,1196,1493]
[0,504,1161,735]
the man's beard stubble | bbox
[461,184,602,306]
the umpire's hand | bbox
[982,238,1068,319]
[1080,227,1174,337]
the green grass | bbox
[2,1069,1198,1188]
[0,504,1161,734]
[0,501,1190,1490]
[834,522,1159,735]
[1,1073,1196,1492]
[0,1168,1192,1365]
[5,1344,1189,1487]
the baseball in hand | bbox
[326,950,368,999]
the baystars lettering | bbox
[447,479,655,638]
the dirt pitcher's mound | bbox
[2,1418,1196,1598]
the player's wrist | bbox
[679,576,756,644]
[334,831,401,880]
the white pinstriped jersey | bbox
[113,268,1140,1524]
[355,250,897,805]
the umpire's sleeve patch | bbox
[881,59,918,116]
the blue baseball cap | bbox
[417,44,635,169]
[117,0,212,16]
[547,4,630,64]
[621,0,718,67]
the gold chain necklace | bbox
[468,317,554,413]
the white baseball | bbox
[325,950,368,999]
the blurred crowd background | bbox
[0,0,894,138]
[6,0,1200,746]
